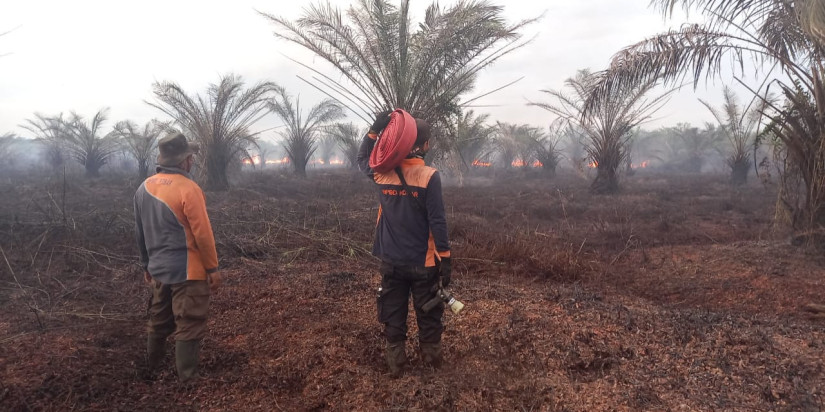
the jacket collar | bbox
[156,165,193,180]
[401,158,425,167]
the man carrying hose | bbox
[134,132,221,383]
[357,110,452,377]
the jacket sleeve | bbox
[134,192,149,271]
[183,185,220,273]
[425,171,451,258]
[356,133,377,178]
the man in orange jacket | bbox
[357,112,452,377]
[134,132,221,382]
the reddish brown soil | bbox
[1,169,823,411]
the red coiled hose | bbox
[369,109,417,174]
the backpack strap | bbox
[394,166,427,214]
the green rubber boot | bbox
[420,342,442,368]
[144,334,166,380]
[175,340,201,384]
[385,341,407,378]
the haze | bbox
[1,0,751,136]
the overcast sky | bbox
[0,0,757,140]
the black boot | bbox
[420,342,442,368]
[175,340,200,384]
[385,341,407,378]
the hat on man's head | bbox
[157,132,200,167]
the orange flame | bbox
[472,159,492,167]
[512,159,544,168]
[265,157,290,165]
[630,161,649,169]
[588,161,598,168]
[243,155,262,165]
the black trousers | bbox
[377,262,444,344]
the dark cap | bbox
[157,132,200,167]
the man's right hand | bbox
[369,110,393,135]
[438,257,451,288]
[207,271,222,291]
[143,271,152,285]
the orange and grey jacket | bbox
[134,166,219,285]
[358,134,450,267]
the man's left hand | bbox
[369,110,393,135]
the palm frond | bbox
[261,0,536,125]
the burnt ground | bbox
[0,168,824,411]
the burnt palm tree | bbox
[0,132,17,168]
[665,123,720,173]
[317,134,338,165]
[327,123,363,169]
[114,120,169,180]
[587,0,825,230]
[700,86,767,185]
[494,122,537,170]
[269,87,344,177]
[531,69,670,193]
[533,121,566,177]
[22,113,67,172]
[454,110,495,172]
[61,109,120,177]
[261,0,534,129]
[256,139,281,167]
[149,74,277,190]
[25,110,119,177]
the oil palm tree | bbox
[327,123,363,169]
[494,122,537,170]
[533,121,566,177]
[114,120,169,179]
[0,132,17,168]
[316,134,338,165]
[587,0,825,230]
[61,109,121,177]
[261,0,534,127]
[149,74,277,190]
[531,69,670,193]
[665,123,720,173]
[453,110,495,172]
[700,86,767,185]
[22,113,68,172]
[269,87,344,177]
[24,110,119,177]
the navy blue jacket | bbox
[358,134,450,267]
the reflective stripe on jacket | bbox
[357,134,451,267]
[134,166,219,284]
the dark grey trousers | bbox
[377,262,444,343]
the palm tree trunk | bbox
[592,165,619,194]
[138,164,150,180]
[85,160,102,178]
[730,159,750,186]
[294,160,308,178]
[204,150,230,191]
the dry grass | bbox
[1,169,824,411]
